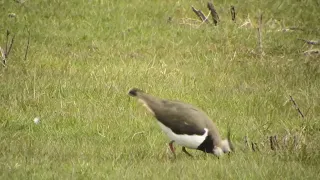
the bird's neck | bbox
[137,94,163,116]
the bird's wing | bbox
[154,102,208,136]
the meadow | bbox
[1,0,320,179]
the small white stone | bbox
[8,13,16,18]
[33,117,40,124]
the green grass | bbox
[1,0,320,179]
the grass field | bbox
[1,0,320,179]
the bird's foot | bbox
[182,147,193,157]
[169,141,176,158]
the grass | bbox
[1,0,320,179]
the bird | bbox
[128,88,234,158]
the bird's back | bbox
[153,100,222,145]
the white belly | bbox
[157,122,208,149]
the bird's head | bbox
[213,146,224,157]
[213,128,235,156]
[128,88,155,115]
[128,88,144,97]
[213,140,233,157]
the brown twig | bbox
[207,2,219,26]
[6,32,15,58]
[298,38,320,45]
[289,95,305,118]
[274,135,280,149]
[5,30,10,55]
[251,142,256,151]
[7,35,15,59]
[244,136,249,148]
[191,6,209,23]
[270,135,281,151]
[303,49,320,55]
[24,30,31,61]
[283,134,289,148]
[0,47,5,66]
[270,136,276,150]
[282,27,304,32]
[8,36,15,57]
[257,13,264,55]
[2,30,15,65]
[230,6,236,22]
[251,142,258,152]
[293,135,299,149]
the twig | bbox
[298,38,320,45]
[251,142,258,152]
[269,136,279,151]
[269,136,276,150]
[257,13,264,55]
[191,6,209,23]
[274,135,280,149]
[97,131,105,137]
[2,30,15,65]
[1,30,16,65]
[289,95,305,118]
[5,30,10,55]
[230,6,236,22]
[303,49,320,55]
[251,142,256,151]
[24,30,31,61]
[7,36,15,59]
[282,27,304,32]
[287,27,303,31]
[293,135,299,149]
[283,134,289,148]
[244,136,249,148]
[207,2,219,26]
[0,47,5,66]
[131,131,145,139]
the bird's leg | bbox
[182,147,193,157]
[169,140,176,158]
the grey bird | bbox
[128,88,234,157]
